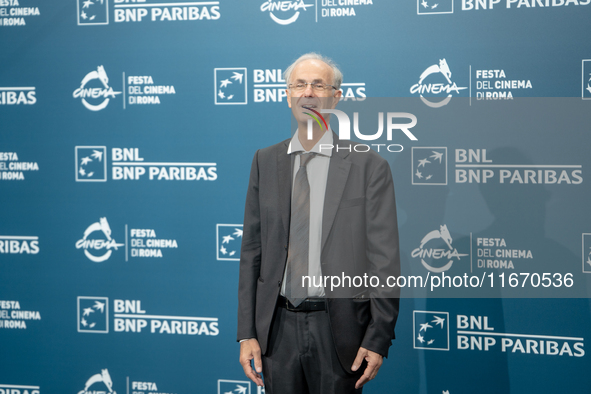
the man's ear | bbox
[331,89,342,108]
[286,89,292,108]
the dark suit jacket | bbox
[237,132,400,373]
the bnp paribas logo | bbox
[77,0,109,25]
[417,0,453,15]
[216,224,243,261]
[412,147,447,185]
[583,233,591,273]
[77,296,108,333]
[582,59,591,100]
[76,146,107,182]
[214,68,247,105]
[218,380,250,394]
[413,310,449,351]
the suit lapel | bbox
[321,133,352,251]
[277,140,292,237]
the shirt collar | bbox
[287,129,333,157]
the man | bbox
[238,53,400,393]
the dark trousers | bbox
[262,305,363,394]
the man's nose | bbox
[302,84,315,97]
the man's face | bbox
[286,59,342,125]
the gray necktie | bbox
[285,152,315,307]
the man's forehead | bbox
[293,77,325,82]
[291,59,333,79]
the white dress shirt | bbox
[281,130,333,298]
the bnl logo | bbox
[413,310,449,351]
[412,147,447,185]
[214,68,247,105]
[417,0,453,14]
[76,146,107,182]
[218,380,251,394]
[217,224,243,261]
[583,233,591,273]
[77,0,108,25]
[78,296,109,333]
[583,60,591,99]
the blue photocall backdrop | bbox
[1,1,591,393]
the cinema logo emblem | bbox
[410,59,467,108]
[78,369,116,394]
[73,66,121,111]
[412,225,468,272]
[260,0,313,25]
[76,218,124,263]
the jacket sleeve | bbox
[237,150,262,341]
[360,158,401,357]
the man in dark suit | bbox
[238,53,400,393]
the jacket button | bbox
[278,281,281,287]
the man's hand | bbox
[351,346,383,389]
[239,339,264,387]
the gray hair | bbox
[283,52,343,90]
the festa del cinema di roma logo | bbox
[410,59,467,108]
[73,66,121,111]
[412,225,468,272]
[76,218,124,262]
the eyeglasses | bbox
[288,82,337,92]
